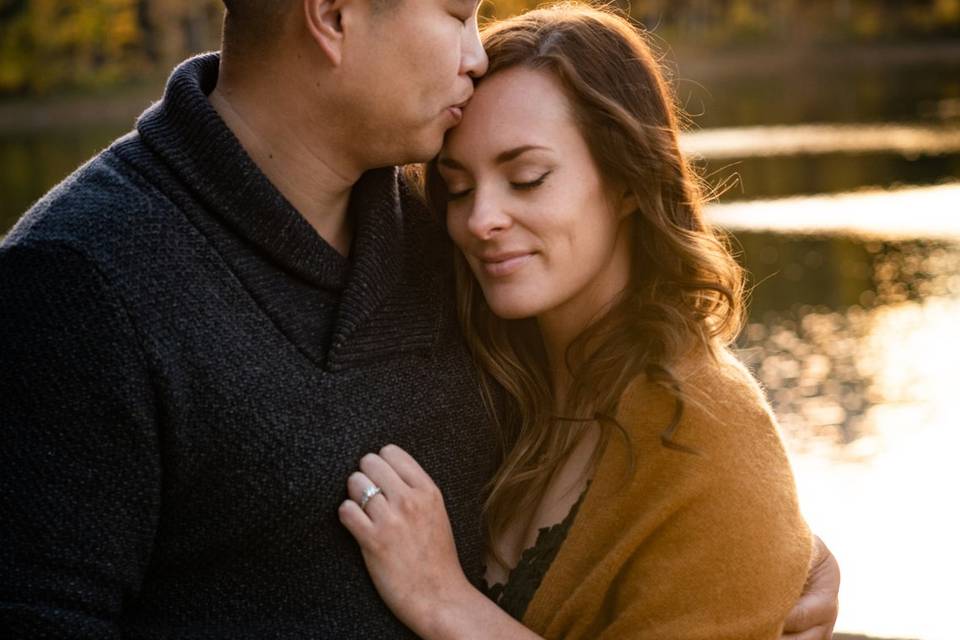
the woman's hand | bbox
[338,444,477,637]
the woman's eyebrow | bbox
[437,156,466,170]
[438,145,551,170]
[494,145,551,165]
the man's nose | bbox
[461,19,489,78]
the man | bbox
[0,1,838,637]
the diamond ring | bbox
[359,484,383,511]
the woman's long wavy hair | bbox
[423,2,746,569]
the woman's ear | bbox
[304,0,348,66]
[617,189,639,220]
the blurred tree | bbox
[137,0,220,66]
[936,0,960,22]
[0,0,141,94]
[1,0,958,97]
[0,0,220,95]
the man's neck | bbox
[209,80,359,257]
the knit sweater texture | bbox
[0,53,497,639]
[522,350,812,639]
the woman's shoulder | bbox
[574,347,811,640]
[615,346,783,464]
[605,345,810,576]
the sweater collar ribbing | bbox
[136,53,402,294]
[135,53,407,368]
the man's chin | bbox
[394,134,445,167]
[367,121,448,168]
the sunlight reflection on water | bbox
[787,296,958,640]
[682,123,960,159]
[711,188,960,640]
[707,183,960,239]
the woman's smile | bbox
[475,251,537,278]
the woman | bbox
[339,5,814,638]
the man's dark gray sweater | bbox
[0,54,498,639]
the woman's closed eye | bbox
[511,171,551,191]
[447,186,473,201]
[446,171,552,202]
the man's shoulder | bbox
[0,132,172,253]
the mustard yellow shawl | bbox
[522,351,812,639]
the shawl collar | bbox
[135,53,409,370]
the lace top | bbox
[480,483,590,621]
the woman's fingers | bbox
[337,499,375,543]
[347,470,389,520]
[359,451,410,498]
[342,446,438,540]
[378,444,431,488]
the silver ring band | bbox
[359,484,382,511]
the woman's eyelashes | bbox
[446,186,473,201]
[511,171,551,191]
[446,171,552,201]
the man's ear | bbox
[304,0,348,66]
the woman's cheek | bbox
[446,210,468,248]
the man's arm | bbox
[0,243,162,638]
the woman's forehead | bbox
[441,68,576,164]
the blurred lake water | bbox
[1,47,958,640]
[688,52,960,640]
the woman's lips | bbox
[478,253,536,278]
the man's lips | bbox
[476,251,537,277]
[447,97,472,122]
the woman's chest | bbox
[485,429,600,586]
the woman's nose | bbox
[466,192,512,240]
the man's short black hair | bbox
[221,1,295,51]
[221,0,402,53]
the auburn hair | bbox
[422,2,745,570]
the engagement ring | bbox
[359,484,382,511]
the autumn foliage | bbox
[0,0,958,97]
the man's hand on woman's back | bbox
[782,536,841,639]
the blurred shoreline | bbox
[836,635,917,640]
[672,38,960,78]
[0,74,168,135]
[1,39,959,135]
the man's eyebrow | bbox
[438,145,551,171]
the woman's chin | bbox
[484,295,543,321]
